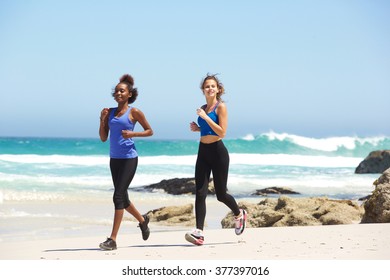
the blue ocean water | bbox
[1,131,388,203]
[1,131,389,241]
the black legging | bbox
[195,141,240,230]
[110,157,138,210]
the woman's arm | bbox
[99,108,110,142]
[122,107,153,138]
[197,103,228,138]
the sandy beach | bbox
[1,223,389,260]
[1,219,389,280]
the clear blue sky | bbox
[1,0,389,139]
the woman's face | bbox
[202,79,219,98]
[113,83,131,103]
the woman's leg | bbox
[212,142,240,217]
[110,209,124,241]
[125,202,144,223]
[109,204,146,241]
[194,144,211,230]
[109,158,138,240]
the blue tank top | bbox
[108,107,138,159]
[198,102,219,136]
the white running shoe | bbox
[185,229,204,246]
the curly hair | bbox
[112,74,138,104]
[200,73,225,101]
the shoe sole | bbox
[142,229,150,241]
[141,215,150,241]
[99,244,117,250]
[185,233,204,246]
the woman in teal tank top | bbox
[98,74,154,251]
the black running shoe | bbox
[138,214,150,241]
[99,237,117,250]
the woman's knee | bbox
[216,193,228,203]
[195,188,208,201]
[113,194,130,210]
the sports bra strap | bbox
[212,101,219,112]
[203,101,219,113]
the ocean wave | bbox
[1,134,388,159]
[0,154,108,166]
[227,173,377,197]
[0,153,362,168]
[0,208,113,228]
[0,190,69,202]
[229,153,361,168]
[0,172,112,186]
[1,171,377,202]
[142,153,362,168]
[240,131,389,154]
[0,208,60,218]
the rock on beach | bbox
[355,150,390,174]
[361,168,390,223]
[221,196,364,229]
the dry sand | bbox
[1,223,389,260]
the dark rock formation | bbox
[252,187,300,196]
[361,168,390,223]
[136,177,215,195]
[355,150,390,174]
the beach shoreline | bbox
[1,223,389,260]
[2,193,390,261]
[0,196,237,243]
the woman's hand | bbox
[196,108,207,119]
[121,130,134,138]
[100,108,109,122]
[190,121,200,132]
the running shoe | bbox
[138,214,150,241]
[99,237,117,250]
[185,229,204,246]
[234,209,247,235]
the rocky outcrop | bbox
[146,204,195,226]
[361,168,390,223]
[221,196,363,228]
[355,150,390,174]
[136,177,215,195]
[252,187,300,196]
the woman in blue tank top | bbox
[185,74,247,246]
[98,74,153,250]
